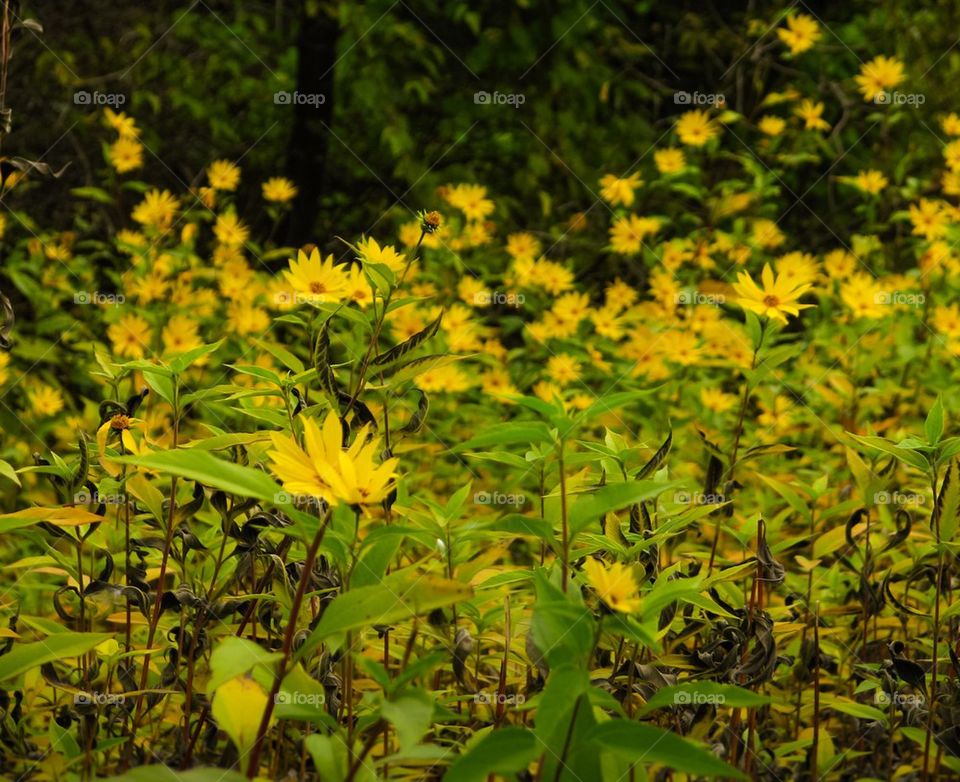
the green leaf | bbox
[103,769,248,782]
[381,690,435,752]
[444,727,540,782]
[373,310,443,367]
[926,396,945,444]
[455,421,554,451]
[569,480,681,534]
[587,720,747,779]
[296,568,472,659]
[0,632,114,681]
[846,433,929,472]
[0,459,21,486]
[113,449,281,501]
[638,682,770,714]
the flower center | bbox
[310,281,326,294]
[763,294,780,307]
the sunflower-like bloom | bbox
[269,412,399,507]
[733,263,815,324]
[582,558,642,613]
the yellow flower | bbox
[103,108,139,138]
[752,219,785,249]
[505,232,541,264]
[269,412,399,507]
[356,237,407,274]
[654,147,686,174]
[823,249,857,281]
[481,367,519,399]
[700,387,738,413]
[795,99,830,131]
[604,279,637,312]
[775,251,819,288]
[108,137,143,173]
[345,264,373,307]
[582,558,642,613]
[444,183,494,222]
[0,351,9,385]
[944,140,960,171]
[537,260,576,295]
[214,211,249,247]
[943,113,960,136]
[262,176,298,203]
[132,189,178,231]
[676,110,718,146]
[28,384,64,417]
[840,274,888,319]
[777,13,820,55]
[417,364,473,393]
[908,199,948,240]
[733,263,815,324]
[284,248,350,304]
[846,169,888,195]
[854,55,905,102]
[599,173,643,207]
[758,116,786,136]
[162,315,202,355]
[207,159,241,191]
[546,354,580,386]
[108,313,152,358]
[609,215,661,255]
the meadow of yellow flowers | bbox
[2,6,960,782]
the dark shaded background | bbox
[8,0,960,249]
